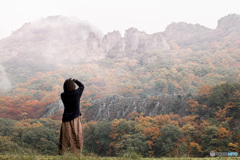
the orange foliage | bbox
[189,142,202,152]
[135,116,153,129]
[187,99,199,113]
[109,119,120,140]
[215,105,232,122]
[143,127,161,142]
[198,85,213,97]
[217,127,231,139]
[228,142,239,151]
[147,140,154,150]
[126,111,139,120]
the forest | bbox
[0,83,239,157]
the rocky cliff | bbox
[163,14,240,48]
[163,22,212,46]
[217,14,240,33]
[1,14,240,64]
[43,94,192,122]
[0,16,170,64]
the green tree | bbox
[172,95,182,114]
[91,121,112,155]
[153,124,182,156]
[0,118,16,136]
[115,133,148,157]
[155,79,167,94]
[201,125,218,156]
[83,122,97,154]
[0,136,22,154]
[21,126,58,154]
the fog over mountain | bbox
[0,14,240,91]
[0,65,11,90]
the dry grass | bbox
[0,154,239,160]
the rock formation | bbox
[217,14,240,33]
[163,22,212,47]
[43,94,192,122]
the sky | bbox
[0,0,239,39]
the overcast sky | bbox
[0,0,239,39]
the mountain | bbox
[0,16,103,63]
[0,16,170,64]
[0,16,171,86]
[164,14,240,49]
[217,14,240,33]
[1,14,240,158]
[1,14,240,120]
[1,14,239,63]
[164,22,212,47]
[0,14,239,87]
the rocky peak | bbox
[103,28,170,58]
[217,14,240,33]
[163,22,212,43]
[142,33,170,51]
[124,28,147,51]
[86,32,106,61]
[87,32,101,49]
[124,28,170,53]
[102,31,122,52]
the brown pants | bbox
[58,116,83,155]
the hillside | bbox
[0,14,240,120]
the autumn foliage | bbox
[0,83,240,157]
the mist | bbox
[0,65,11,91]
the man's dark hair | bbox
[63,79,76,93]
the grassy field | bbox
[0,154,239,160]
